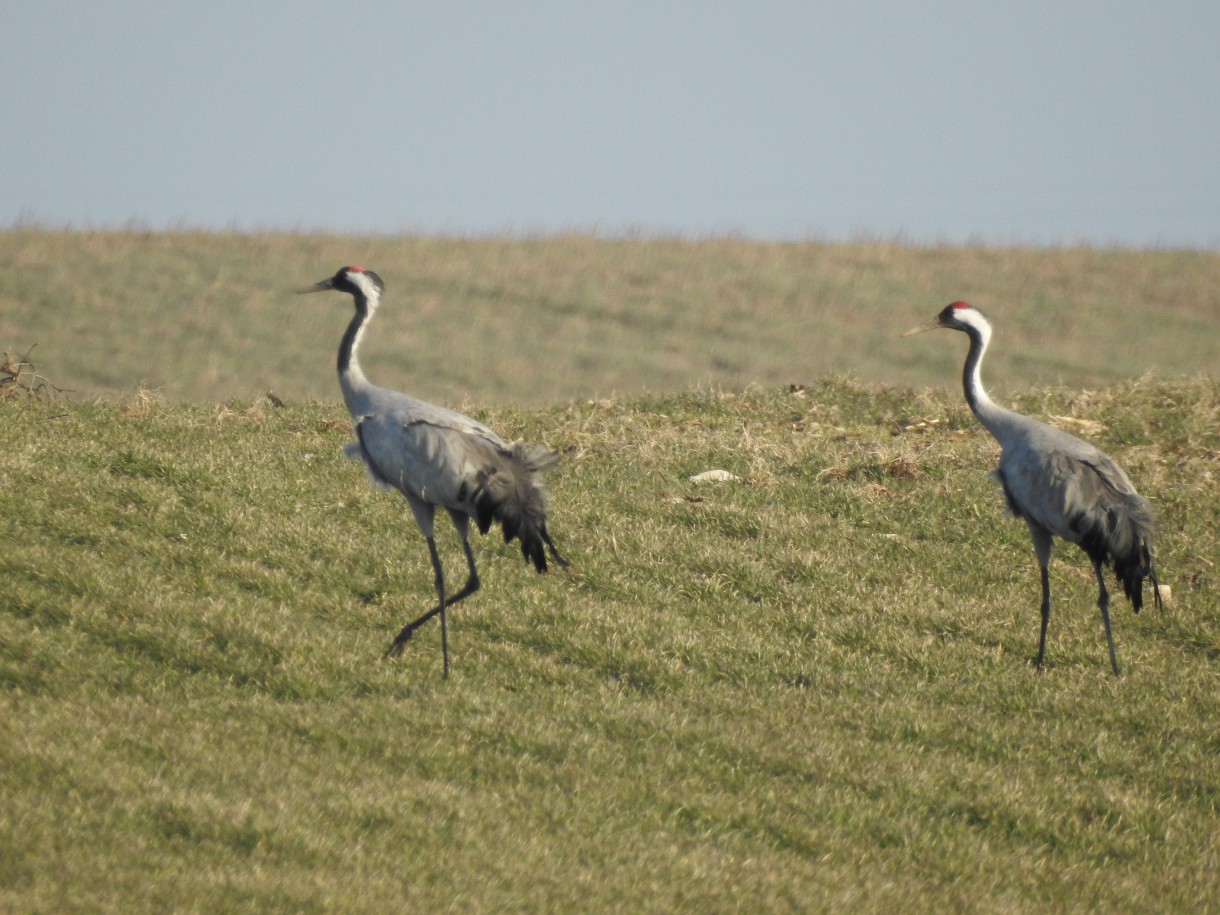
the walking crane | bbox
[300,266,567,677]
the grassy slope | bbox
[2,376,1218,912]
[0,229,1217,406]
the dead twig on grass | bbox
[1,345,67,399]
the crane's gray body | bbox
[979,400,1151,565]
[914,301,1159,675]
[341,373,507,527]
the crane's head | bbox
[902,301,989,337]
[298,266,385,303]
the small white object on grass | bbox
[688,469,740,484]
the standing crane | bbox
[299,266,568,677]
[905,301,1161,676]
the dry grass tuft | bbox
[118,385,162,418]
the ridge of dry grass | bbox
[1,228,1216,407]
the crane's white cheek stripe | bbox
[349,271,381,300]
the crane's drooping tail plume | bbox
[1071,491,1160,614]
[472,442,568,573]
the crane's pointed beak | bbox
[297,277,335,295]
[901,318,939,337]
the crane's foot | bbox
[383,626,416,659]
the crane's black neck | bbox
[333,283,382,420]
[958,321,1011,440]
[337,295,374,378]
[961,326,986,414]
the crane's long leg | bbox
[1092,559,1121,677]
[1035,563,1051,671]
[385,535,447,662]
[1028,524,1054,673]
[384,513,481,677]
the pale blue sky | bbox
[4,2,1218,247]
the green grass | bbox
[1,229,1217,405]
[2,375,1217,912]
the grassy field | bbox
[2,230,1218,910]
[0,229,1217,405]
[2,372,1217,911]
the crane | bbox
[905,301,1161,676]
[299,266,567,677]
